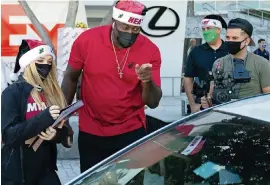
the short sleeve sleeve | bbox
[68,35,85,70]
[259,60,270,88]
[150,49,161,87]
[184,50,197,77]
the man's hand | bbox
[38,126,57,141]
[135,63,152,83]
[190,103,201,113]
[201,94,213,109]
[136,63,162,108]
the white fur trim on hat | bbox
[112,6,145,26]
[9,72,19,84]
[19,45,55,70]
[201,19,222,29]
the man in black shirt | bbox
[184,14,228,113]
[254,39,269,61]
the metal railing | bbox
[240,9,270,21]
[195,1,270,20]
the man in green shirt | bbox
[201,18,270,108]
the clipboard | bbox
[30,100,84,151]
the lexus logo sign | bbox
[141,6,180,37]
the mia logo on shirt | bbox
[27,102,47,112]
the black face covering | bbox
[113,23,139,48]
[35,63,51,79]
[117,30,138,48]
[226,38,247,55]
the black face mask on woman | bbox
[226,38,248,55]
[35,63,52,79]
[113,23,139,48]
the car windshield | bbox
[68,110,270,185]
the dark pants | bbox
[78,127,146,173]
[36,170,61,185]
[2,170,61,185]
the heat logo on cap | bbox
[128,17,143,25]
[112,5,145,27]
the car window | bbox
[70,111,270,185]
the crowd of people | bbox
[1,0,270,185]
[184,15,270,113]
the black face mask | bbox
[114,25,139,48]
[226,39,247,55]
[117,31,139,48]
[35,63,51,79]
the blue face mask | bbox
[261,44,267,49]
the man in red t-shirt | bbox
[62,0,162,172]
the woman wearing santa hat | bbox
[1,39,70,185]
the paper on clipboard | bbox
[30,100,84,151]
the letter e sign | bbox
[1,4,64,56]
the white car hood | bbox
[214,94,270,123]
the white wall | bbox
[140,1,188,96]
[85,5,110,28]
[84,1,114,6]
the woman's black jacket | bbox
[1,77,68,184]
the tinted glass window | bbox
[71,111,270,185]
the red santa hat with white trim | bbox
[9,39,55,84]
[112,0,148,27]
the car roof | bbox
[214,93,270,122]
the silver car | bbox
[66,94,270,185]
